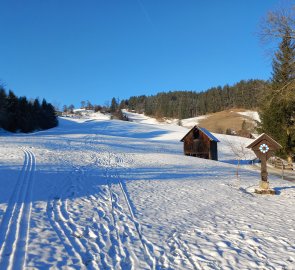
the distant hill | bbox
[189,108,259,134]
[123,108,259,136]
[120,79,268,120]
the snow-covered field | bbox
[0,114,294,270]
[122,110,209,128]
[237,111,260,122]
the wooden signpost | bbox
[246,133,282,194]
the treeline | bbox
[120,79,268,119]
[257,10,295,163]
[0,87,58,133]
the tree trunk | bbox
[286,127,293,169]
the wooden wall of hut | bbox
[183,128,210,159]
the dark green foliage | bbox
[0,87,8,128]
[272,27,295,85]
[123,79,267,119]
[109,97,129,121]
[110,97,118,113]
[0,88,58,133]
[5,90,19,132]
[258,27,295,161]
[112,109,129,121]
[40,99,58,129]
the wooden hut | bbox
[180,126,220,160]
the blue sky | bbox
[0,0,281,108]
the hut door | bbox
[193,130,200,153]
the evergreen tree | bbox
[272,27,295,84]
[17,96,29,132]
[0,88,7,128]
[123,79,267,120]
[259,27,295,164]
[5,90,19,132]
[110,97,118,113]
[0,86,58,133]
[33,99,42,129]
[41,99,58,129]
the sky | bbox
[0,0,283,108]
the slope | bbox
[0,116,294,269]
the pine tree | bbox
[5,90,19,132]
[0,88,7,128]
[32,99,42,130]
[0,85,58,133]
[17,96,28,132]
[272,27,295,85]
[41,99,58,129]
[259,27,295,165]
[110,97,118,113]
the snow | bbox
[122,109,208,129]
[73,108,89,113]
[68,109,111,120]
[123,110,163,125]
[181,115,209,128]
[0,114,294,269]
[237,111,260,122]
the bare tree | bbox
[260,4,295,43]
[225,138,254,188]
[62,105,68,113]
[86,100,93,110]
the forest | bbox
[119,79,268,119]
[0,87,58,133]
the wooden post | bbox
[246,133,282,195]
[259,155,269,189]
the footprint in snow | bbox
[84,227,97,239]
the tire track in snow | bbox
[0,149,36,270]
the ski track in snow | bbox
[0,149,36,270]
[88,123,157,269]
[44,124,157,269]
[0,117,294,269]
[46,144,100,269]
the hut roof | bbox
[246,133,282,149]
[180,126,220,142]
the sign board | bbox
[246,133,282,194]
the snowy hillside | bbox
[122,110,210,128]
[237,111,260,122]
[123,109,260,131]
[0,115,294,269]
